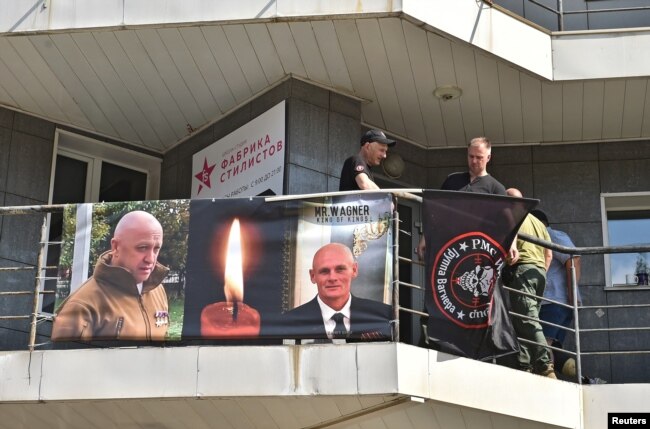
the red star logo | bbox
[194,158,216,195]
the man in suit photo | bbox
[263,242,393,341]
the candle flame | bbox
[224,218,244,303]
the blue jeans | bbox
[539,303,573,344]
[539,303,575,370]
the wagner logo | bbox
[431,232,507,329]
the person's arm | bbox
[544,247,553,271]
[355,172,381,190]
[573,256,581,284]
[507,240,520,265]
[51,301,95,341]
[565,256,581,303]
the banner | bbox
[191,101,285,199]
[422,190,537,360]
[51,194,393,342]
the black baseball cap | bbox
[360,129,396,147]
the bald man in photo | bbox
[263,243,392,341]
[52,210,170,341]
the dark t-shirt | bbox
[441,172,506,195]
[339,155,373,191]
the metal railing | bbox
[492,0,650,31]
[390,190,650,384]
[510,232,650,383]
[0,204,66,351]
[2,195,650,385]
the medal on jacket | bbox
[155,310,169,327]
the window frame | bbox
[601,191,650,288]
[48,129,161,204]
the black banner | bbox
[422,190,537,360]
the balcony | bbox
[1,192,650,429]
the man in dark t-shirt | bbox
[416,137,514,259]
[441,171,506,195]
[339,129,396,191]
[440,136,507,195]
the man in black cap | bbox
[339,129,396,191]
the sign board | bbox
[192,101,285,198]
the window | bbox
[602,192,650,288]
[50,129,161,202]
[41,130,162,312]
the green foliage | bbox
[636,253,649,274]
[58,200,191,283]
[166,297,185,340]
[59,204,112,276]
[58,205,77,270]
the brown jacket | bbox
[52,251,170,341]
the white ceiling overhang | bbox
[1,0,650,153]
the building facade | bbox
[1,2,650,426]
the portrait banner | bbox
[52,194,393,343]
[259,193,393,340]
[184,193,393,341]
[52,200,191,342]
[422,190,537,360]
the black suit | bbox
[261,295,393,340]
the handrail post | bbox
[28,215,49,352]
[392,194,400,342]
[558,0,564,30]
[570,256,582,383]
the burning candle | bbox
[200,218,261,338]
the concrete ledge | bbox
[0,342,585,428]
[1,0,402,33]
[583,384,650,429]
[5,343,650,429]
